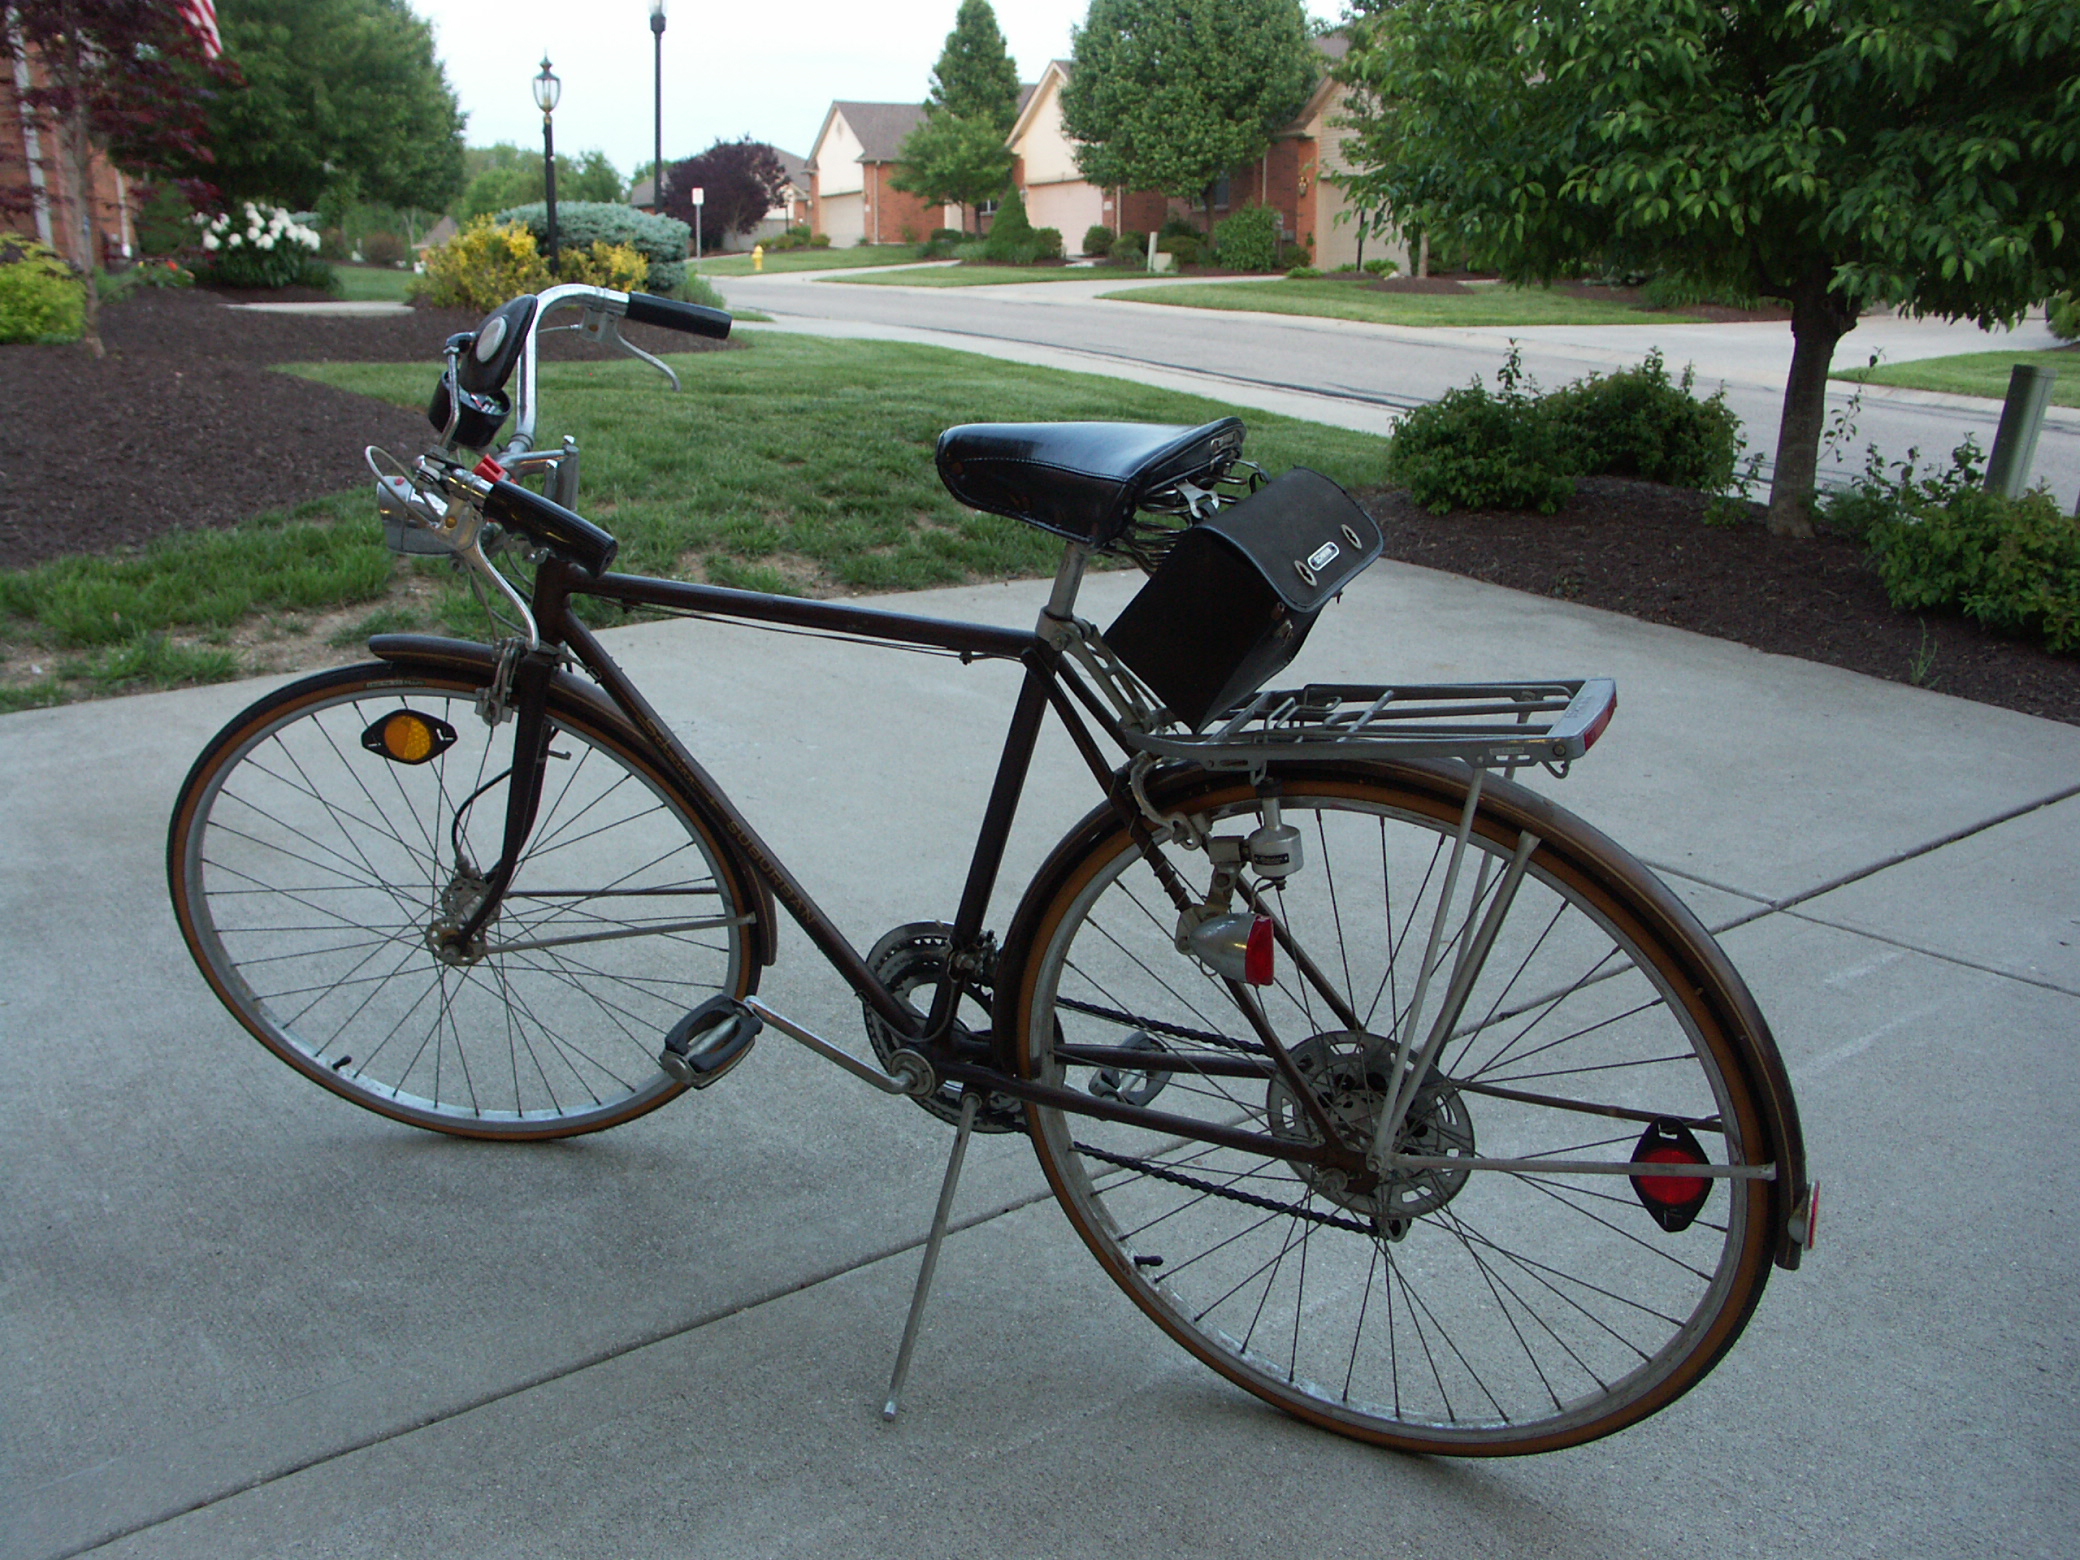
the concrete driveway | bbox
[5,558,2076,1559]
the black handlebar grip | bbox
[623,292,732,339]
[482,479,619,576]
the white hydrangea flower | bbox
[201,232,220,251]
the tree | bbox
[892,1,1022,232]
[456,147,624,221]
[206,0,465,214]
[892,111,1014,233]
[1334,0,2080,536]
[661,139,787,242]
[3,0,229,354]
[924,0,1022,127]
[1061,0,1313,233]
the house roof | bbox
[1006,61,1070,148]
[826,101,928,163]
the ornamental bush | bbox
[416,218,655,312]
[2050,294,2078,342]
[496,201,690,293]
[1386,365,1575,514]
[1157,232,1201,267]
[1082,223,1115,257]
[0,239,84,343]
[1542,349,1741,491]
[1110,229,1148,265]
[1826,442,2080,654]
[193,203,332,290]
[1212,205,1281,272]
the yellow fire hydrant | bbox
[752,244,765,273]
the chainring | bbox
[862,921,1022,1133]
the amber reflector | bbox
[359,710,456,766]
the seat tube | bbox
[1039,541,1091,641]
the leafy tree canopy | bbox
[207,0,466,213]
[927,0,1023,130]
[457,147,625,221]
[662,139,788,241]
[1335,0,2080,534]
[893,108,1015,227]
[4,0,231,351]
[1061,0,1313,223]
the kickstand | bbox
[882,1088,979,1421]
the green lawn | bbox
[836,262,1129,287]
[331,264,416,302]
[1104,277,1710,328]
[1,334,1386,710]
[695,245,930,276]
[1831,347,2080,407]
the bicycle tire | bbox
[1002,761,1781,1454]
[168,660,756,1139]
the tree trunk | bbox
[1416,230,1429,280]
[65,47,103,359]
[1765,281,1858,537]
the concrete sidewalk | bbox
[4,563,2077,1559]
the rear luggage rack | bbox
[1118,679,1618,770]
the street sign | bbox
[690,187,705,207]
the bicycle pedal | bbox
[659,996,762,1088]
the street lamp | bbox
[649,1,666,213]
[532,55,562,275]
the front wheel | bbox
[1005,763,1783,1454]
[168,662,756,1139]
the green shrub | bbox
[1286,265,1322,279]
[982,188,1034,261]
[810,233,831,248]
[1212,205,1281,272]
[1363,257,1397,276]
[1542,349,1741,491]
[1819,440,2080,653]
[1030,226,1064,260]
[1110,229,1148,264]
[1642,274,1764,312]
[194,204,333,291]
[766,225,812,251]
[0,239,84,342]
[135,184,195,256]
[2050,293,2078,342]
[360,230,409,267]
[497,201,690,293]
[1157,232,1202,267]
[1277,241,1313,270]
[1159,216,1198,240]
[1386,350,1574,514]
[1082,223,1115,257]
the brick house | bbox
[1008,32,1394,270]
[2,38,141,266]
[807,102,958,247]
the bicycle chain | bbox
[1071,1140,1375,1238]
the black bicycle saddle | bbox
[935,418,1246,546]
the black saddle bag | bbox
[1103,468,1383,729]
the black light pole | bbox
[533,56,562,275]
[649,1,666,211]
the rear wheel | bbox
[168,663,755,1138]
[1007,765,1779,1453]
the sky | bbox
[413,0,1348,174]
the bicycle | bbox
[166,282,1816,1456]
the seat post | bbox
[1038,542,1091,643]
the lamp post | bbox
[532,55,562,275]
[649,1,666,213]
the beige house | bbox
[1006,61,1109,250]
[998,33,1398,270]
[807,102,957,246]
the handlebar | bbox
[504,282,732,457]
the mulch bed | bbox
[2,287,2072,724]
[0,288,729,567]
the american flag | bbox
[178,0,221,60]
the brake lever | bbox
[578,306,681,391]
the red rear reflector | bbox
[473,454,508,482]
[1630,1118,1712,1233]
[1244,915,1275,986]
[1581,691,1617,751]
